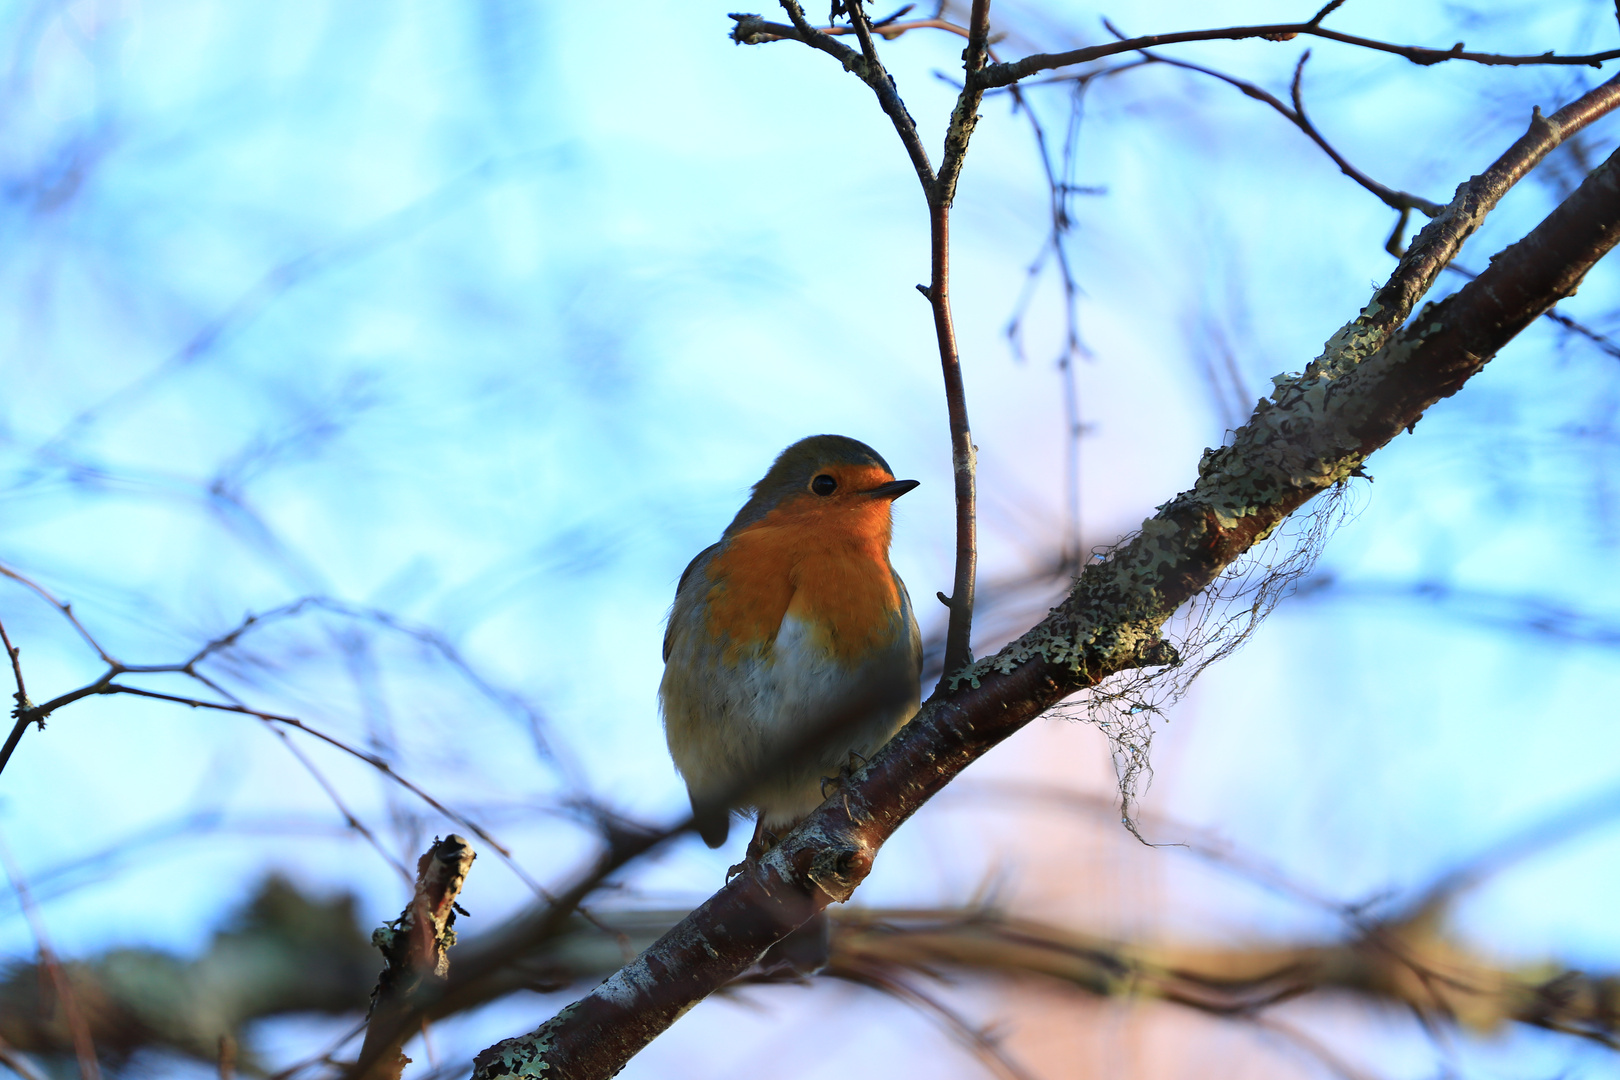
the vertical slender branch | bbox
[925,198,980,682]
[930,0,992,683]
[352,835,476,1080]
[936,0,991,201]
[0,618,34,777]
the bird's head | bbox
[725,434,918,540]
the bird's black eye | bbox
[811,474,838,496]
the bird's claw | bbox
[820,750,869,798]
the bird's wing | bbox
[895,572,923,678]
[664,542,721,662]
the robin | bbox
[660,434,923,856]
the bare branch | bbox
[832,959,1041,1080]
[927,0,993,681]
[216,1035,236,1080]
[980,23,1620,89]
[0,565,114,664]
[737,2,938,191]
[263,723,415,884]
[937,0,992,204]
[0,579,577,913]
[21,159,504,479]
[735,10,1620,80]
[1105,34,1444,218]
[96,683,523,859]
[1370,74,1620,341]
[0,617,33,784]
[1308,0,1349,25]
[732,13,973,43]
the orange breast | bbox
[702,487,901,665]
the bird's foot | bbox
[819,750,869,799]
[745,819,782,863]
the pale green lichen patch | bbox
[472,1004,574,1078]
[949,515,1189,690]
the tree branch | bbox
[927,0,992,681]
[733,13,1620,80]
[980,23,1620,89]
[352,835,475,1080]
[468,84,1620,1080]
[1107,39,1444,218]
[750,2,939,191]
[0,617,33,782]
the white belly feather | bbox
[662,610,918,833]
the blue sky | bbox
[2,1,1619,1076]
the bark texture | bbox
[353,835,475,1080]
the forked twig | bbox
[1098,28,1443,221]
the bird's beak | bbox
[865,478,920,500]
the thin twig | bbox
[1101,31,1443,218]
[979,22,1620,88]
[264,1020,368,1080]
[23,159,506,478]
[0,565,113,663]
[217,1034,237,1080]
[927,0,991,682]
[736,13,1620,80]
[176,595,576,783]
[0,617,34,781]
[0,575,581,917]
[999,64,1141,566]
[262,722,414,884]
[0,570,702,962]
[835,962,1041,1080]
[767,1,938,190]
[111,682,521,858]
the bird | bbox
[660,434,923,857]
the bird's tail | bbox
[693,800,730,848]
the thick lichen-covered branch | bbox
[467,102,1620,1080]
